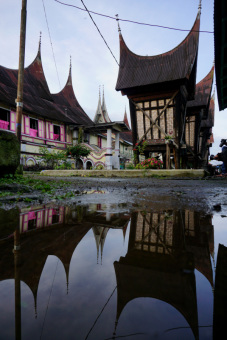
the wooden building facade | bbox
[186,66,214,168]
[115,5,215,169]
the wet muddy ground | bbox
[1,174,227,215]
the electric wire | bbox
[80,0,119,66]
[53,0,214,34]
[84,286,117,339]
[42,0,62,90]
[40,259,59,339]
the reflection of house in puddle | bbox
[20,206,64,232]
[0,204,130,338]
[90,207,130,264]
[114,210,214,339]
[213,244,227,340]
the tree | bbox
[66,144,91,168]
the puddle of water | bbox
[0,203,226,339]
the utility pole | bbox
[16,0,27,142]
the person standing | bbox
[219,139,227,174]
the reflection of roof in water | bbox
[0,205,131,313]
[213,244,227,339]
[0,222,91,306]
[113,209,215,339]
[114,252,198,339]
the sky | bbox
[0,0,225,155]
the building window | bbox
[52,209,60,224]
[98,136,102,148]
[30,118,38,137]
[30,118,38,130]
[84,132,89,143]
[0,107,10,130]
[53,125,60,141]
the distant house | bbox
[0,39,131,170]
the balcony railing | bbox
[0,120,9,130]
[30,128,38,137]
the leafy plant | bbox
[133,140,148,154]
[135,158,163,169]
[165,131,174,140]
[125,163,135,169]
[95,164,104,170]
[38,148,67,169]
[66,144,91,167]
[54,161,72,170]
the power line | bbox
[40,258,59,339]
[42,0,61,90]
[80,0,119,66]
[84,285,117,339]
[53,0,214,34]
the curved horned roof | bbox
[0,41,93,126]
[116,9,201,96]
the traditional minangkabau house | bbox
[116,4,202,169]
[0,38,130,170]
[113,208,214,339]
[0,203,130,332]
[185,66,214,168]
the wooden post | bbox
[16,0,27,142]
[166,141,171,169]
[14,228,21,340]
[173,147,179,169]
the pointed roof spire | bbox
[102,85,110,121]
[94,86,103,123]
[198,0,202,13]
[34,298,37,319]
[39,31,42,53]
[123,107,130,128]
[67,55,72,85]
[102,85,111,122]
[115,14,121,34]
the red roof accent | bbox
[123,110,130,129]
[116,12,200,91]
[187,65,214,109]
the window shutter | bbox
[60,125,65,142]
[24,116,30,135]
[38,120,44,138]
[46,122,49,139]
[22,214,29,232]
[49,123,54,140]
[59,207,64,223]
[10,111,16,131]
[66,126,71,143]
[37,211,44,228]
[21,114,24,134]
[48,208,53,225]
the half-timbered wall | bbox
[135,98,175,142]
[134,211,174,254]
[185,115,196,149]
[185,210,195,237]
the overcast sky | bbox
[0,0,225,154]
